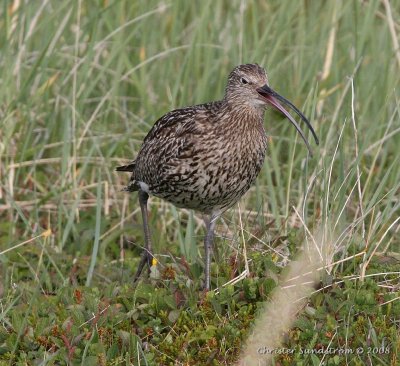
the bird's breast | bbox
[150,125,267,212]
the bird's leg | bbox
[203,214,218,290]
[133,190,153,282]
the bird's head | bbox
[225,63,319,154]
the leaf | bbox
[311,354,320,366]
[168,309,181,323]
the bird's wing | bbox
[115,108,199,173]
[118,102,221,192]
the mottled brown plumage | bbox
[117,64,318,290]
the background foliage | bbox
[0,0,399,365]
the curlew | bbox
[117,64,318,290]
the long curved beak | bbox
[257,84,319,156]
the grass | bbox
[0,0,399,365]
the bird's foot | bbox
[133,250,154,283]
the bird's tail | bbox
[116,162,136,172]
[116,161,139,192]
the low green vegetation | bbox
[0,1,399,365]
[1,250,399,365]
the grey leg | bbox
[204,215,218,290]
[133,190,153,282]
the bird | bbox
[116,63,319,290]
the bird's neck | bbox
[219,99,265,132]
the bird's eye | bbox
[240,77,249,84]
